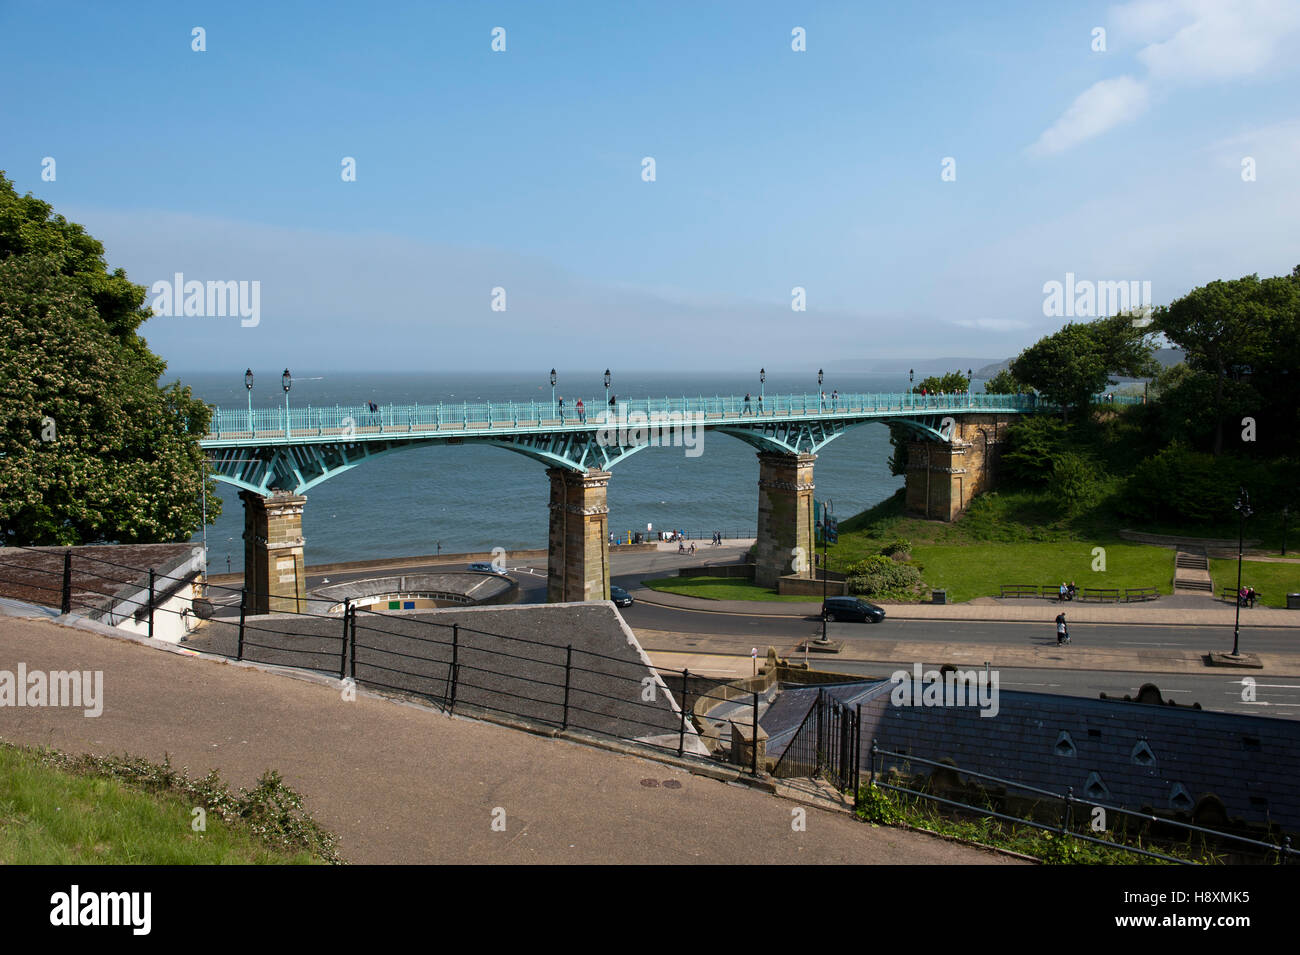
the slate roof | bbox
[0,544,199,620]
[764,679,1300,831]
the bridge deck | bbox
[202,391,1110,447]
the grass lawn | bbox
[1207,559,1300,609]
[642,576,815,602]
[0,742,328,864]
[914,541,1176,603]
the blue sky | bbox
[3,0,1298,373]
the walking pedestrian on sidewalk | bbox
[1056,612,1070,646]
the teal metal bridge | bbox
[201,391,1136,496]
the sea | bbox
[179,371,919,573]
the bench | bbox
[1123,587,1159,602]
[1079,588,1122,602]
[999,584,1042,598]
[1221,588,1261,606]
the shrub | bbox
[881,538,913,559]
[1121,443,1239,524]
[845,556,922,596]
[1047,452,1106,515]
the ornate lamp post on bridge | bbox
[818,369,824,411]
[245,368,254,433]
[282,368,293,438]
[604,369,611,412]
[760,367,765,408]
[1232,487,1253,657]
[550,368,557,420]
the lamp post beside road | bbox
[1232,487,1253,657]
[819,499,833,644]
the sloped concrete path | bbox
[0,617,1017,865]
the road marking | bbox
[1241,701,1300,707]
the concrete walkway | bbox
[634,587,1300,628]
[0,616,1016,865]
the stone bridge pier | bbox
[547,468,611,602]
[240,489,309,613]
[903,413,1013,521]
[754,451,817,589]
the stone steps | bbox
[1173,548,1212,593]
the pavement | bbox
[639,629,1299,680]
[0,615,1018,865]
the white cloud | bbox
[1030,0,1300,155]
[1117,0,1300,83]
[1028,76,1151,156]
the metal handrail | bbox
[204,391,1141,441]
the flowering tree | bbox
[0,173,215,544]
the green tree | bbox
[1154,270,1300,456]
[912,370,970,394]
[983,368,1030,394]
[0,173,215,545]
[1010,316,1156,421]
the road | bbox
[202,544,1300,719]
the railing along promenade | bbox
[204,391,1141,444]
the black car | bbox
[610,585,634,608]
[821,596,885,623]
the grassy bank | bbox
[912,541,1174,603]
[0,741,339,864]
[819,489,1176,603]
[1207,559,1300,609]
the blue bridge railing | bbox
[203,391,1142,443]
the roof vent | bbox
[1131,740,1156,767]
[1087,728,1101,738]
[1054,731,1076,757]
[1084,772,1110,801]
[1242,736,1262,752]
[1169,783,1194,811]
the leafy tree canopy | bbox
[0,172,215,545]
[1153,268,1300,455]
[1010,315,1157,420]
[983,368,1031,395]
[911,371,970,394]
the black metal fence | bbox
[772,689,861,795]
[868,740,1297,865]
[0,546,773,772]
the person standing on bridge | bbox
[831,389,839,410]
[743,393,753,415]
[576,398,585,423]
[558,396,565,423]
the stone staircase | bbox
[1174,549,1213,593]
